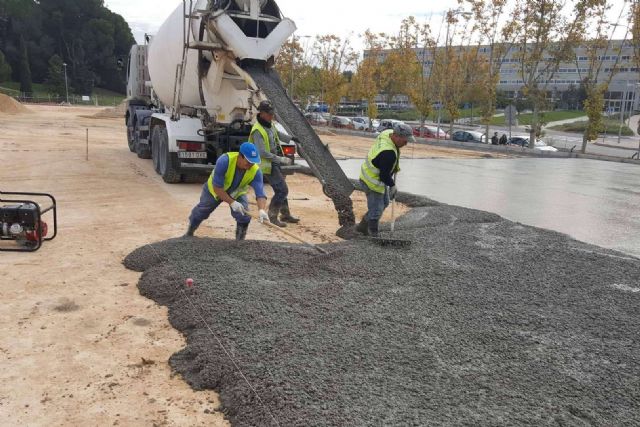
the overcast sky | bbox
[105,0,629,53]
[104,0,458,50]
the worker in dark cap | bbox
[249,100,300,228]
[357,123,414,237]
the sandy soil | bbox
[320,133,513,159]
[0,105,407,426]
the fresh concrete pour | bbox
[246,65,356,228]
[126,197,640,426]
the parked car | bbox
[413,125,449,139]
[351,117,372,131]
[508,136,558,152]
[331,116,354,129]
[376,119,405,133]
[304,112,328,126]
[452,130,486,144]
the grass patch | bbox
[549,119,634,136]
[490,110,586,126]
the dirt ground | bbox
[0,105,413,426]
[320,133,513,159]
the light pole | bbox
[63,62,69,104]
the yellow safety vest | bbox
[249,121,279,175]
[360,129,400,194]
[208,152,260,201]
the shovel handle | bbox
[260,219,329,255]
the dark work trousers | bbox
[268,163,289,205]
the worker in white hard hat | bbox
[249,100,300,228]
[357,123,414,237]
[185,142,270,241]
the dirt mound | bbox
[126,204,640,427]
[92,100,127,119]
[0,93,30,115]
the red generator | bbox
[0,192,57,252]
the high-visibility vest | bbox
[249,121,279,175]
[360,129,400,194]
[208,152,260,201]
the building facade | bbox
[364,40,640,114]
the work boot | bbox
[368,219,380,238]
[235,223,249,241]
[279,200,300,224]
[356,216,369,236]
[268,202,287,228]
[184,224,198,238]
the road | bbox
[338,157,640,258]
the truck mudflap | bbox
[244,65,356,227]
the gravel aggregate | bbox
[125,203,640,427]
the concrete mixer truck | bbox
[125,0,356,227]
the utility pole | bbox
[63,62,69,104]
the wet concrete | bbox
[246,66,355,226]
[126,202,640,426]
[338,158,640,258]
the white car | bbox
[351,117,371,131]
[508,136,558,152]
[534,139,558,152]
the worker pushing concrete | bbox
[249,100,300,228]
[357,123,414,237]
[185,142,270,241]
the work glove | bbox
[389,185,398,201]
[231,201,248,215]
[278,156,293,166]
[259,209,270,224]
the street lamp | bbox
[62,62,69,105]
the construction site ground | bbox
[0,105,506,425]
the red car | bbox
[413,126,449,139]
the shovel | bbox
[369,176,412,248]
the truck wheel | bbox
[136,142,152,159]
[158,127,181,184]
[151,126,162,174]
[134,117,152,159]
[126,113,136,152]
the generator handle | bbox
[0,191,57,242]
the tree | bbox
[463,0,517,141]
[576,0,629,152]
[310,35,357,114]
[0,0,134,94]
[18,34,31,93]
[351,31,388,125]
[0,50,11,82]
[45,54,65,96]
[510,0,590,147]
[389,17,436,135]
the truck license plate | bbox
[178,152,207,159]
